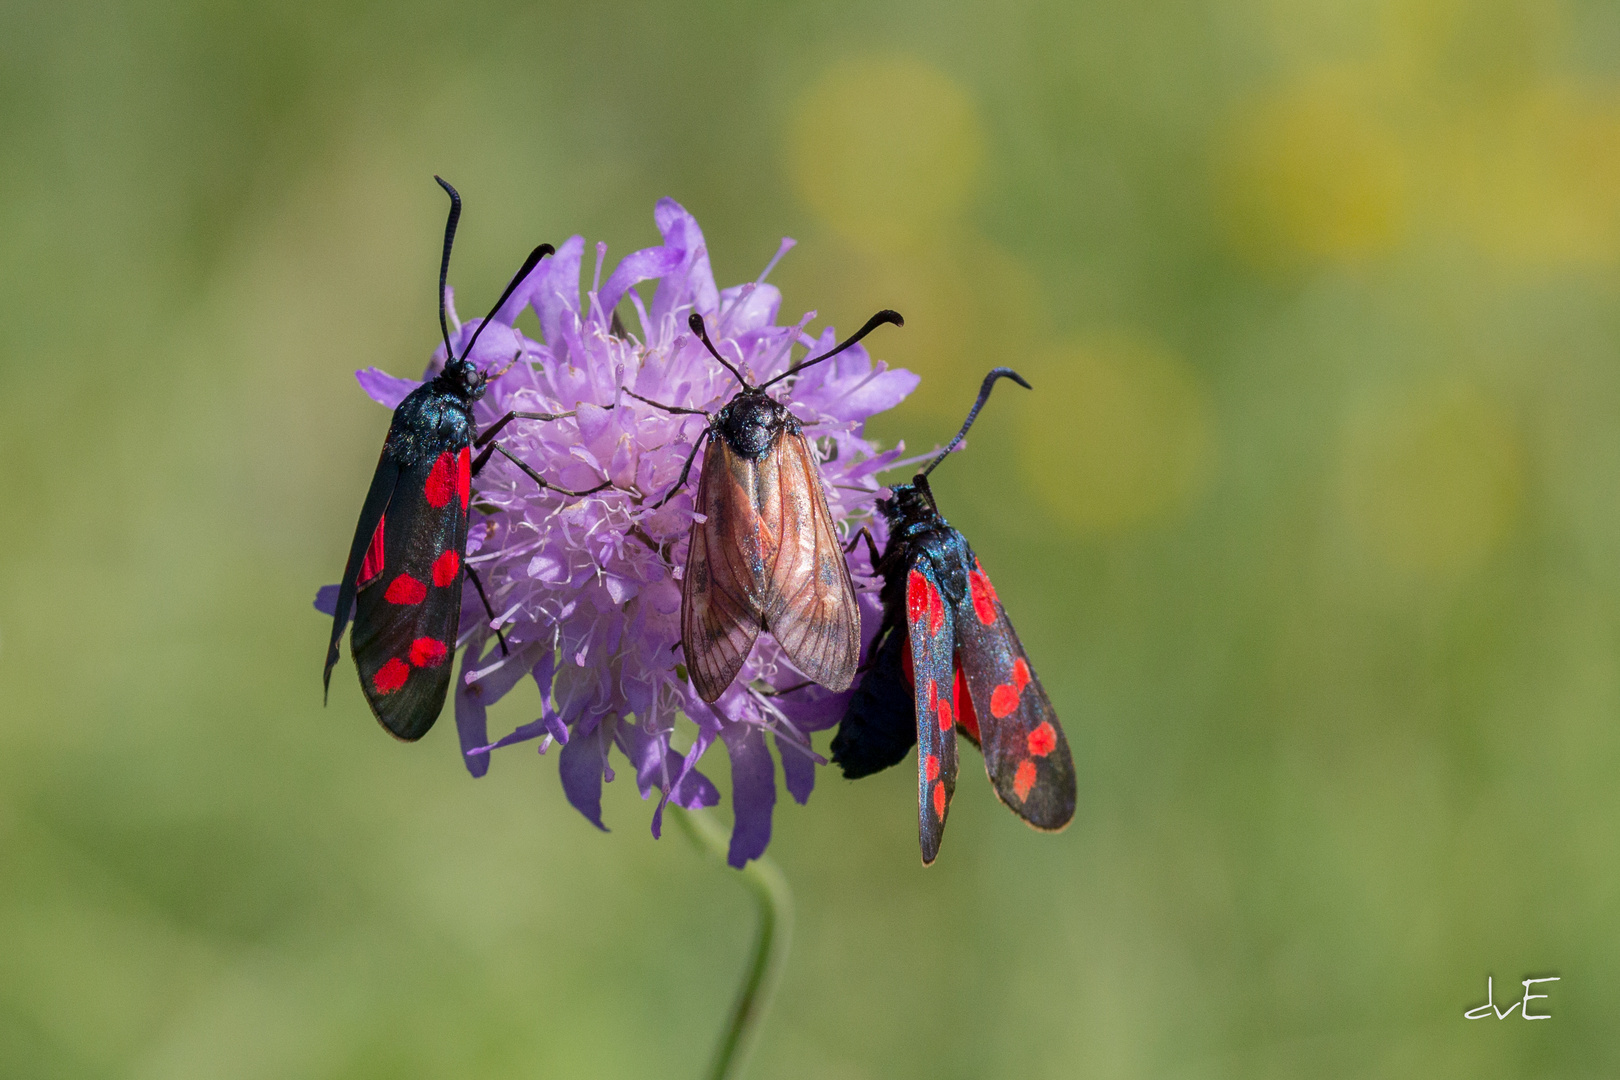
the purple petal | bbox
[447,319,527,374]
[721,722,776,868]
[826,366,921,423]
[675,763,720,808]
[717,282,782,336]
[454,646,493,779]
[559,718,610,831]
[650,199,719,325]
[770,681,857,735]
[494,248,553,326]
[775,731,816,805]
[531,651,568,745]
[355,368,419,409]
[598,246,683,327]
[530,235,585,354]
[455,642,541,777]
[468,717,548,756]
[618,719,669,800]
[313,584,341,616]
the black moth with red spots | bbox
[324,178,606,740]
[831,368,1076,864]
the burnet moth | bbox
[323,178,610,740]
[831,368,1076,864]
[632,308,904,702]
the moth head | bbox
[439,356,488,401]
[880,475,936,522]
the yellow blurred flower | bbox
[1431,83,1620,267]
[1215,71,1409,265]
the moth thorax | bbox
[717,393,790,459]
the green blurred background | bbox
[2,0,1618,1075]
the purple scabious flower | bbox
[336,200,918,866]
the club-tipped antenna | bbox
[919,367,1032,477]
[688,312,750,388]
[434,176,462,363]
[456,242,555,368]
[759,309,904,390]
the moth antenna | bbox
[434,176,461,363]
[687,312,750,388]
[457,242,556,367]
[758,309,904,390]
[919,367,1031,478]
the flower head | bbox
[329,199,917,866]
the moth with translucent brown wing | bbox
[831,368,1076,864]
[631,308,903,703]
[323,177,612,741]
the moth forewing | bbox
[325,453,402,695]
[952,573,1076,832]
[682,436,765,702]
[348,443,472,740]
[908,563,960,865]
[759,430,860,692]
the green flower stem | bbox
[675,808,794,1080]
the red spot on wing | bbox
[358,514,386,586]
[907,569,929,628]
[969,567,997,625]
[1012,760,1038,801]
[907,570,946,637]
[432,549,461,587]
[425,451,455,508]
[456,447,472,510]
[990,658,1034,719]
[990,683,1019,719]
[385,574,428,605]
[937,691,952,731]
[926,678,939,718]
[953,666,980,740]
[373,658,410,695]
[408,638,449,668]
[932,780,947,820]
[925,753,940,782]
[1027,721,1057,758]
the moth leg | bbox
[622,387,710,416]
[844,526,882,569]
[651,435,706,509]
[490,442,613,497]
[475,409,584,449]
[758,679,815,696]
[463,562,509,657]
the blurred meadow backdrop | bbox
[3,0,1620,1076]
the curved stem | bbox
[675,808,794,1080]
